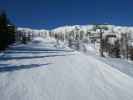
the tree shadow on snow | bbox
[0,54,74,61]
[10,47,74,52]
[5,51,61,54]
[0,63,50,73]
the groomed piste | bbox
[0,37,133,100]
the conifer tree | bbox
[0,11,16,51]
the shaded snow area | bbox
[0,37,133,100]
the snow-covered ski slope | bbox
[0,37,133,100]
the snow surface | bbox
[0,37,133,100]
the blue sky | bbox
[0,0,133,29]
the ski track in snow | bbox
[0,37,133,100]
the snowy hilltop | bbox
[52,24,133,33]
[18,24,133,35]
